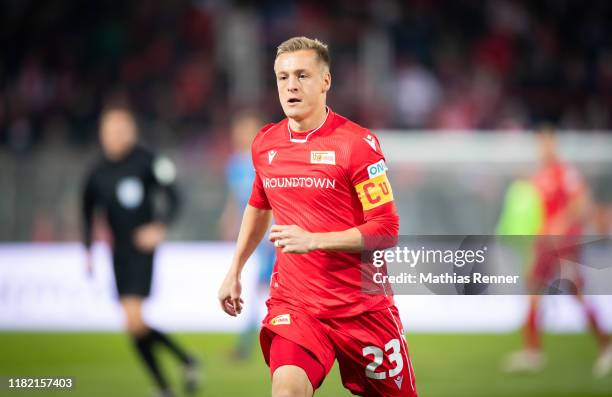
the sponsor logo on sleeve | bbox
[310,151,336,165]
[367,159,388,178]
[270,314,291,326]
[355,174,394,210]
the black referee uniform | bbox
[82,144,179,297]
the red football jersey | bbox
[248,108,399,318]
[532,160,585,235]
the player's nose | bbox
[286,75,299,91]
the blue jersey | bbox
[226,152,255,211]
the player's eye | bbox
[299,73,308,79]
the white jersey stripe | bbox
[387,307,415,393]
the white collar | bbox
[288,107,330,143]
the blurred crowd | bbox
[1,0,611,151]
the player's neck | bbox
[288,106,328,133]
[104,144,136,162]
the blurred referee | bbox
[82,105,200,397]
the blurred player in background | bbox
[219,110,275,360]
[503,126,612,377]
[82,105,200,397]
[218,37,417,397]
[593,167,612,237]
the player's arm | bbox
[271,225,364,253]
[155,158,180,226]
[219,170,273,316]
[134,155,179,251]
[269,208,398,254]
[547,170,591,234]
[548,186,591,234]
[227,204,273,277]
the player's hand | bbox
[269,224,317,254]
[218,273,244,316]
[133,222,167,252]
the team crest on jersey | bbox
[367,160,388,178]
[310,151,335,165]
[270,314,291,326]
[268,150,278,164]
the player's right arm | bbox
[219,125,274,316]
[218,203,272,316]
[218,155,273,316]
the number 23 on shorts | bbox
[362,338,404,380]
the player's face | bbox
[99,111,137,160]
[274,50,331,122]
[231,114,260,152]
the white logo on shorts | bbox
[394,375,403,390]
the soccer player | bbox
[82,105,200,397]
[219,110,276,360]
[503,126,612,377]
[218,37,417,397]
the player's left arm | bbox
[134,155,180,251]
[270,132,399,253]
[548,168,591,234]
[152,155,181,224]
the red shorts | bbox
[260,304,417,397]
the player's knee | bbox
[272,366,312,397]
[126,322,147,337]
[272,383,306,397]
[125,315,147,336]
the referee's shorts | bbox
[112,245,154,298]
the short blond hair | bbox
[276,36,330,69]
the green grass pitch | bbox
[0,332,611,396]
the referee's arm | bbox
[152,155,180,225]
[81,173,96,249]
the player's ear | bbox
[322,70,331,93]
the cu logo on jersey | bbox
[116,177,144,209]
[355,173,394,211]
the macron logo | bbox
[363,135,377,152]
[394,375,403,390]
[268,150,277,164]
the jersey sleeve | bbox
[349,132,399,248]
[150,154,181,224]
[247,126,273,210]
[563,166,586,197]
[248,171,272,210]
